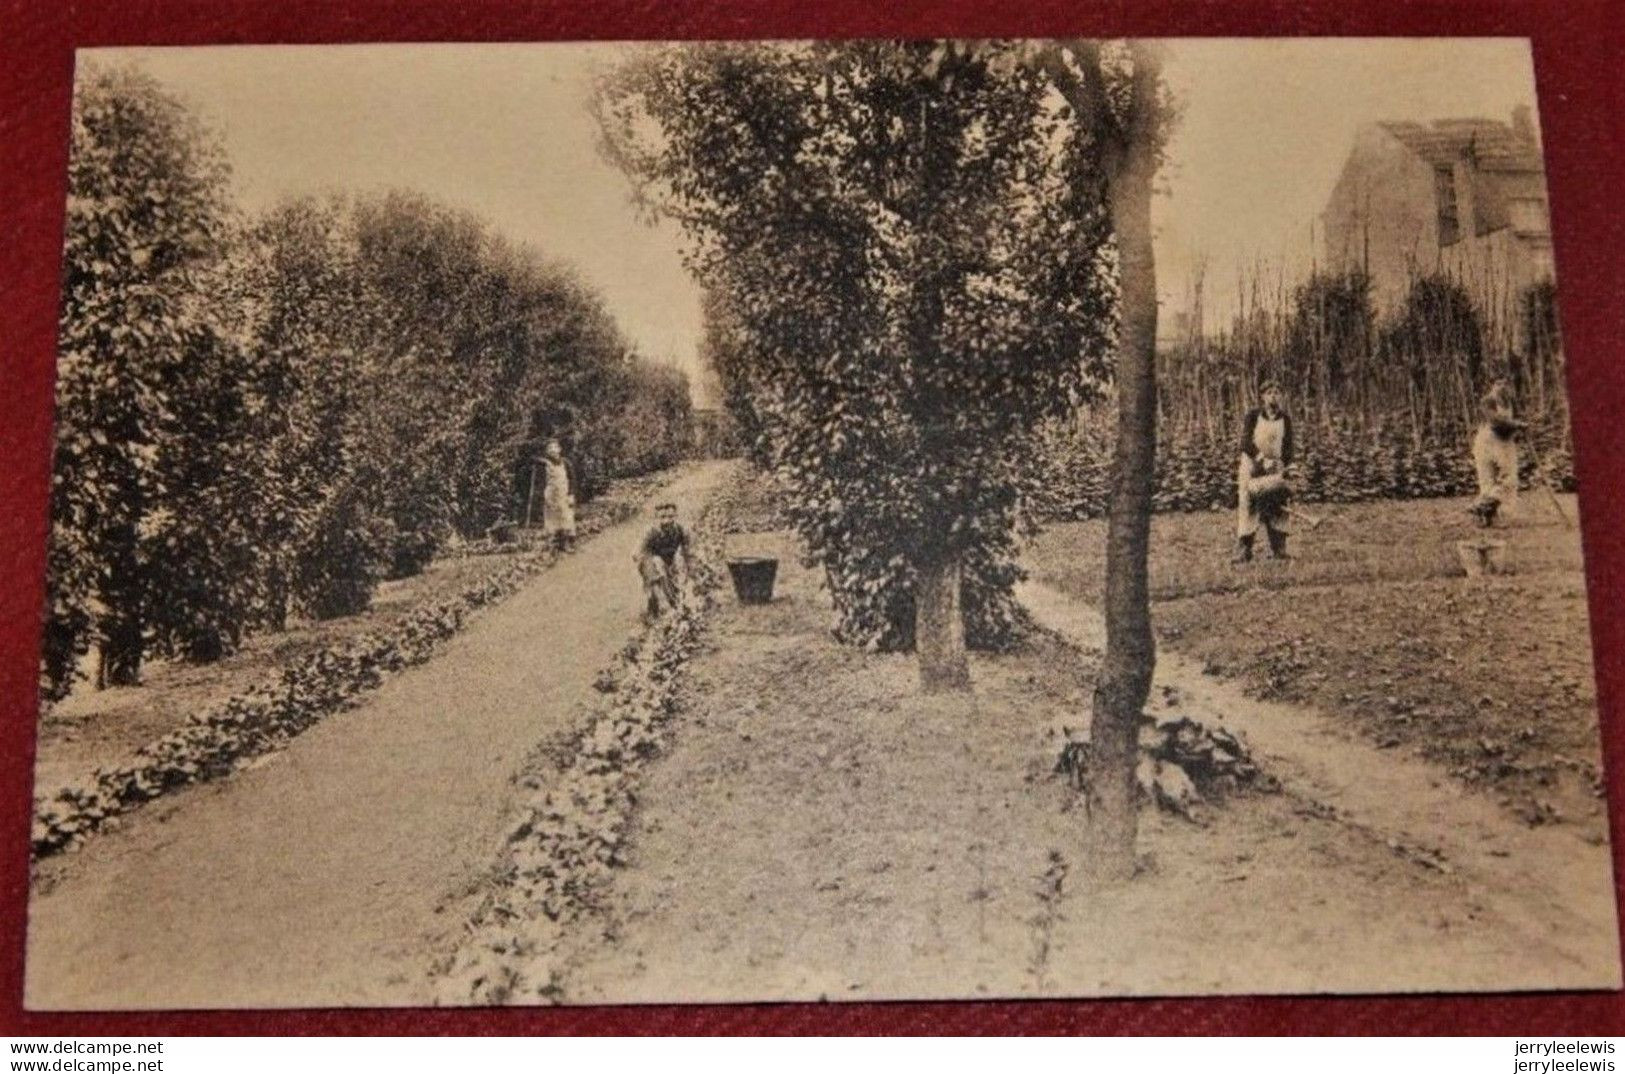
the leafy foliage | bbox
[43,65,692,702]
[597,41,1117,652]
[1521,279,1561,365]
[1161,265,1566,455]
[49,65,234,694]
[36,513,586,856]
[1378,273,1486,431]
[1382,274,1484,382]
[1285,270,1375,400]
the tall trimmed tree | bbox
[597,40,1117,691]
[49,65,233,692]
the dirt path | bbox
[24,463,730,1011]
[556,532,1620,1003]
[32,474,666,801]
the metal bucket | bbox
[726,557,779,604]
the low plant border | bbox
[30,471,671,859]
[430,501,725,1005]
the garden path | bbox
[24,463,729,1010]
[1019,578,1620,987]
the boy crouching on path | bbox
[637,502,691,620]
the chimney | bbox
[1512,104,1537,146]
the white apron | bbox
[541,458,576,536]
[1236,414,1288,538]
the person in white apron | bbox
[1470,377,1522,527]
[540,438,577,551]
[1234,380,1295,563]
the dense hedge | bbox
[43,66,691,702]
[32,485,653,858]
[1142,265,1571,524]
[1029,416,1577,522]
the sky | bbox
[1157,38,1539,329]
[85,39,1541,405]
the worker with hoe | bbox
[637,501,692,620]
[1234,377,1296,563]
[1471,375,1524,527]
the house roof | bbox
[1378,118,1544,173]
[1376,116,1548,240]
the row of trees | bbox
[598,39,1170,879]
[44,66,692,702]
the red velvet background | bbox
[2,0,1622,1036]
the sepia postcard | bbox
[24,37,1620,1009]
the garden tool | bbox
[1522,438,1575,529]
[1281,505,1329,531]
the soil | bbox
[549,490,1618,1003]
[1024,494,1604,836]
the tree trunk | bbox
[97,519,144,688]
[1086,130,1161,884]
[916,548,971,694]
[267,566,289,633]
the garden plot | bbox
[24,463,732,1010]
[544,540,1605,1000]
[431,513,725,1005]
[1025,494,1603,837]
